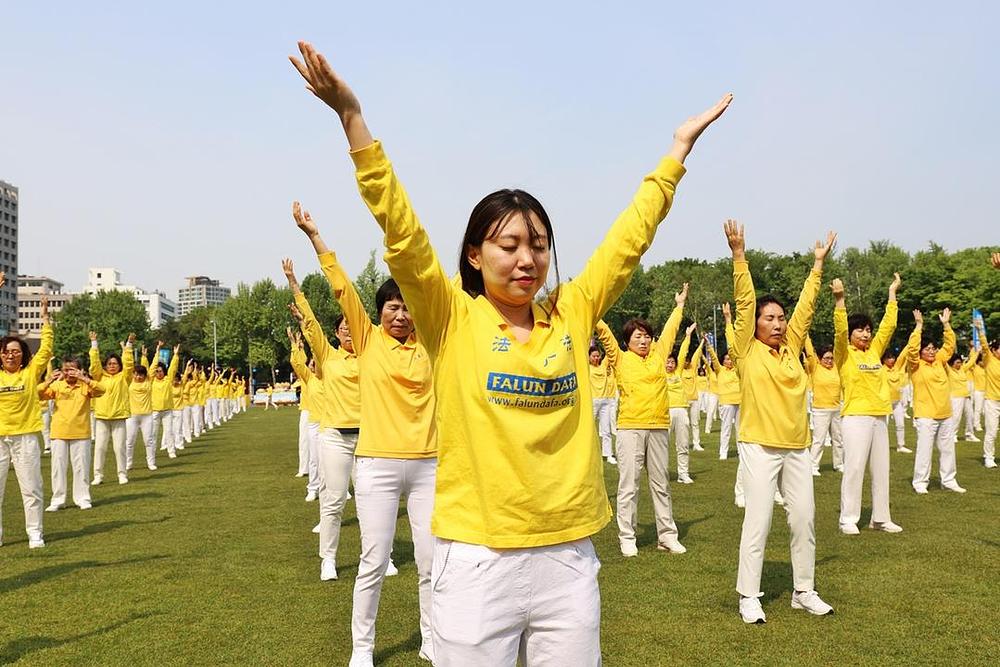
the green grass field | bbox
[1,408,997,666]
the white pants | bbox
[171,409,184,448]
[431,537,601,667]
[40,406,52,451]
[984,399,999,463]
[591,398,617,459]
[94,418,127,478]
[973,391,985,430]
[736,442,814,597]
[153,411,176,456]
[297,410,310,475]
[50,438,91,507]
[317,427,358,560]
[891,400,907,449]
[810,409,843,472]
[668,407,690,477]
[181,406,193,442]
[193,406,204,437]
[352,457,437,654]
[719,404,740,459]
[126,414,156,469]
[950,396,974,441]
[615,429,677,548]
[306,420,320,495]
[913,417,957,491]
[0,434,44,543]
[840,415,893,526]
[703,393,719,433]
[688,400,701,447]
[206,398,219,427]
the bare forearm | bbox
[341,112,374,152]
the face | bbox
[665,357,677,373]
[62,362,81,384]
[155,366,166,380]
[883,356,896,369]
[820,351,834,369]
[850,325,872,351]
[380,298,414,340]
[920,343,937,363]
[589,350,601,366]
[627,328,652,358]
[755,303,787,348]
[2,341,23,372]
[951,358,963,370]
[336,320,354,354]
[468,212,550,310]
[105,357,121,375]
[134,372,147,384]
[723,353,734,369]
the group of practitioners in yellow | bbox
[0,275,247,549]
[279,40,999,665]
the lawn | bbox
[1,408,997,666]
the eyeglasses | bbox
[1,349,23,356]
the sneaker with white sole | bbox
[91,475,103,486]
[677,474,694,484]
[657,538,687,554]
[28,538,46,549]
[385,559,399,576]
[418,642,434,662]
[912,485,928,495]
[839,523,860,535]
[147,465,157,471]
[967,435,980,442]
[897,446,913,454]
[311,523,321,534]
[320,558,337,581]
[305,490,318,502]
[78,502,93,510]
[348,651,374,667]
[739,596,766,624]
[868,520,903,533]
[606,456,618,465]
[942,483,966,493]
[692,445,705,452]
[774,491,785,506]
[984,459,997,469]
[620,542,638,558]
[118,473,129,485]
[791,590,834,616]
[735,495,745,508]
[812,469,821,477]
[45,504,63,512]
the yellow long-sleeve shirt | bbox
[834,301,898,416]
[597,307,683,429]
[170,382,183,408]
[90,342,135,421]
[128,377,153,416]
[40,378,103,440]
[352,140,685,547]
[696,373,709,394]
[682,342,703,403]
[707,346,741,405]
[0,324,54,436]
[984,350,1000,401]
[588,358,617,400]
[290,347,324,425]
[885,361,909,402]
[804,338,841,410]
[970,364,986,392]
[149,354,180,411]
[949,350,978,398]
[666,333,692,409]
[730,261,821,449]
[908,325,956,420]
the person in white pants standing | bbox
[882,351,912,453]
[832,274,904,535]
[804,338,842,475]
[724,221,836,624]
[39,359,103,511]
[947,351,979,444]
[0,286,53,549]
[973,320,1000,468]
[971,357,986,432]
[907,309,965,493]
[588,343,618,464]
[89,332,136,486]
[682,343,704,452]
[702,367,719,435]
[665,322,699,484]
[170,373,185,450]
[147,343,181,459]
[293,379,311,478]
[125,360,157,473]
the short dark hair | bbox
[880,350,897,363]
[0,335,32,370]
[848,313,874,334]
[817,345,834,358]
[134,366,149,379]
[333,314,345,330]
[156,361,167,373]
[104,353,123,370]
[375,278,404,318]
[920,334,936,352]
[949,353,963,365]
[61,356,81,369]
[588,345,601,356]
[755,294,786,320]
[622,318,654,343]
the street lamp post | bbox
[212,319,218,369]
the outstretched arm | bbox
[871,273,901,358]
[654,283,688,357]
[786,232,836,354]
[937,308,956,362]
[594,320,621,369]
[832,279,849,368]
[89,331,103,381]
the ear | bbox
[466,244,483,271]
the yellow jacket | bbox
[970,364,986,392]
[290,347,324,425]
[682,341,704,402]
[730,261,822,449]
[977,341,1000,401]
[948,350,978,398]
[90,342,135,421]
[588,356,617,400]
[40,378,103,440]
[834,301,898,416]
[665,332,692,409]
[804,337,841,410]
[351,140,685,547]
[908,324,956,420]
[0,324,54,436]
[147,353,180,411]
[707,344,741,405]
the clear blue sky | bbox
[2,1,996,297]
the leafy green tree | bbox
[354,250,390,321]
[53,291,150,360]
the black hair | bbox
[848,313,874,334]
[622,318,654,344]
[333,314,345,330]
[104,353,123,370]
[990,338,1000,352]
[0,335,32,370]
[919,334,936,352]
[949,353,963,365]
[458,189,560,306]
[61,356,81,369]
[156,362,167,373]
[588,345,601,356]
[134,366,149,379]
[817,344,834,358]
[755,294,786,320]
[880,350,897,363]
[375,278,404,318]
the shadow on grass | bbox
[96,492,165,507]
[760,555,839,605]
[373,629,421,665]
[140,471,192,482]
[49,516,173,542]
[0,554,170,595]
[0,610,161,664]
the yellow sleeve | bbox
[905,326,922,373]
[785,269,822,356]
[731,261,755,359]
[350,142,455,354]
[294,291,334,367]
[594,320,620,368]
[39,384,56,400]
[937,324,956,363]
[803,336,818,373]
[676,332,691,365]
[89,345,103,381]
[88,380,105,398]
[654,305,684,358]
[317,251,376,355]
[29,323,54,377]
[290,348,312,383]
[871,300,899,358]
[707,343,722,373]
[123,345,135,383]
[964,348,979,370]
[724,320,737,356]
[690,340,704,369]
[166,353,179,383]
[833,307,849,369]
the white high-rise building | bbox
[17,276,76,342]
[0,180,19,335]
[177,276,231,316]
[82,267,177,328]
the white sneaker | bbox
[839,523,860,535]
[385,559,399,576]
[346,490,352,500]
[834,465,845,472]
[91,475,103,486]
[295,472,306,478]
[418,643,434,662]
[78,502,93,510]
[606,456,618,465]
[943,483,966,494]
[967,435,980,442]
[118,473,129,485]
[739,596,766,624]
[984,459,997,469]
[812,469,821,477]
[657,537,687,554]
[148,465,158,471]
[677,474,694,484]
[774,491,785,506]
[692,444,705,452]
[897,446,913,454]
[791,590,834,616]
[735,495,745,508]
[868,520,903,533]
[311,523,321,534]
[913,486,928,495]
[719,455,728,461]
[28,538,46,549]
[168,452,177,459]
[320,558,337,581]
[45,504,63,512]
[159,445,167,451]
[348,651,374,667]
[305,490,318,502]
[620,542,638,558]
[176,443,185,450]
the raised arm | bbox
[122,334,136,383]
[676,323,694,368]
[287,327,314,384]
[28,296,53,376]
[654,284,687,357]
[786,232,836,355]
[871,273,901,358]
[832,279,849,369]
[937,308,955,363]
[704,335,722,373]
[166,345,180,382]
[726,221,755,360]
[594,320,621,369]
[284,257,335,365]
[907,310,924,372]
[975,321,995,368]
[803,336,818,373]
[89,331,103,381]
[689,326,704,369]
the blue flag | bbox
[972,309,985,348]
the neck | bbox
[487,296,534,330]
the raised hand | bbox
[288,303,304,323]
[669,93,734,164]
[913,309,923,326]
[939,307,951,325]
[831,279,845,299]
[888,272,902,299]
[173,344,181,356]
[675,282,690,306]
[685,322,698,336]
[721,302,732,323]
[814,232,837,263]
[993,252,1000,269]
[724,219,745,260]
[292,201,319,238]
[127,333,136,346]
[65,367,83,382]
[40,295,49,324]
[289,41,373,150]
[89,331,98,342]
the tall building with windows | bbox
[0,180,19,335]
[17,276,76,343]
[82,267,177,328]
[177,276,231,316]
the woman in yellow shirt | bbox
[125,345,157,475]
[907,309,965,493]
[832,273,902,534]
[170,363,189,451]
[588,340,618,464]
[804,338,843,475]
[596,285,688,557]
[38,358,104,511]
[973,320,999,467]
[0,289,52,549]
[882,350,912,452]
[666,322,699,483]
[971,357,986,432]
[90,331,136,486]
[682,337,705,452]
[948,349,979,444]
[708,303,742,461]
[723,221,836,624]
[290,40,730,666]
[702,360,720,434]
[147,343,181,459]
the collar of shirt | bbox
[481,297,553,333]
